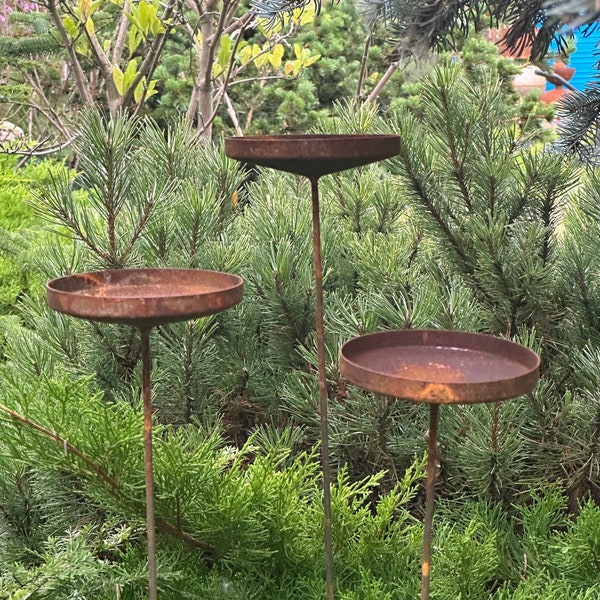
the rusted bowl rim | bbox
[46,268,244,327]
[339,329,540,405]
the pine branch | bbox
[0,401,119,493]
[555,85,600,163]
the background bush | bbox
[0,57,598,598]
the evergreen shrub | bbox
[0,57,599,597]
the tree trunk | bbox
[187,0,218,139]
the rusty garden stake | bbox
[225,134,400,599]
[338,329,540,600]
[310,175,335,600]
[141,327,158,600]
[47,268,244,599]
[421,403,439,600]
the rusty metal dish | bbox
[339,329,540,404]
[225,134,400,177]
[47,268,243,327]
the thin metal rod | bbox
[421,402,439,600]
[310,176,335,600]
[141,327,158,600]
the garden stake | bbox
[421,402,439,600]
[47,268,244,600]
[310,175,335,600]
[141,327,158,600]
[338,329,540,599]
[225,134,400,599]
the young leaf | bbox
[62,15,78,39]
[218,34,232,70]
[267,43,284,69]
[112,65,125,96]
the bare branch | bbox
[45,0,93,104]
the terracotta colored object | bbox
[512,65,547,97]
[541,60,576,105]
[551,60,575,83]
[225,134,400,178]
[225,133,399,600]
[47,268,244,327]
[47,267,244,600]
[540,86,573,105]
[485,25,532,59]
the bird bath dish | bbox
[225,134,400,177]
[47,268,243,327]
[225,133,400,600]
[47,267,243,600]
[339,328,540,600]
[339,329,540,404]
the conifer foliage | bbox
[0,59,599,597]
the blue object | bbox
[547,29,600,90]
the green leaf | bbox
[134,77,145,104]
[267,43,284,69]
[137,0,154,35]
[62,15,78,39]
[218,34,232,70]
[240,45,252,66]
[122,59,139,93]
[127,27,142,54]
[84,16,94,36]
[303,53,320,67]
[112,65,124,96]
[255,44,269,69]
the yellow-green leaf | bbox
[134,77,145,104]
[150,16,165,35]
[122,59,138,92]
[138,1,154,34]
[145,78,157,99]
[218,34,232,69]
[240,45,252,65]
[84,16,94,36]
[112,65,125,96]
[62,15,78,38]
[133,77,157,104]
[255,51,268,69]
[267,43,284,69]
[128,28,141,54]
[89,0,102,16]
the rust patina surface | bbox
[339,329,540,404]
[47,268,243,327]
[225,134,400,177]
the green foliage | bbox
[0,361,429,598]
[2,55,600,597]
[0,155,66,314]
[223,0,404,134]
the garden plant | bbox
[0,35,598,597]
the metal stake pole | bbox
[421,402,439,600]
[310,176,335,600]
[141,327,158,600]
